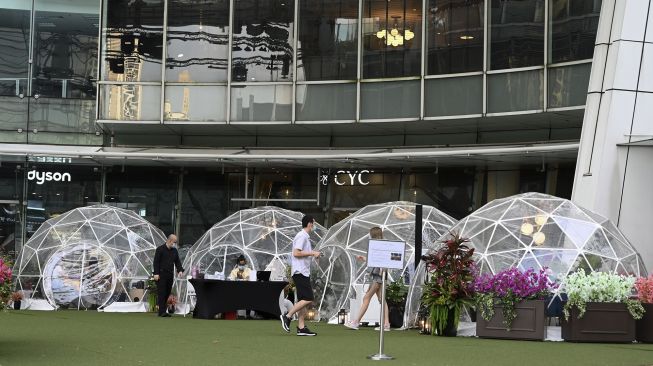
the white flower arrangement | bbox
[562,269,644,320]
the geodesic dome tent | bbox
[405,192,647,326]
[177,206,326,304]
[13,205,166,310]
[314,201,456,324]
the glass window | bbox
[0,97,28,142]
[102,0,164,82]
[425,75,482,116]
[100,84,161,121]
[0,5,30,97]
[296,83,356,120]
[33,0,98,99]
[105,166,177,237]
[297,0,358,81]
[29,98,97,133]
[179,168,229,247]
[487,69,543,113]
[230,85,292,121]
[166,0,229,82]
[549,0,601,63]
[363,0,422,78]
[26,164,102,238]
[164,86,226,122]
[427,0,484,75]
[490,0,544,70]
[328,170,402,209]
[548,63,591,108]
[232,0,294,82]
[402,168,476,219]
[361,80,420,119]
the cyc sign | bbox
[321,170,373,186]
[27,170,72,185]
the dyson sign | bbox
[27,170,72,185]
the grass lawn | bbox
[1,310,653,366]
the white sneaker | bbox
[374,325,391,331]
[344,321,360,330]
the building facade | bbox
[0,0,618,263]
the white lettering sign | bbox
[323,170,373,186]
[27,170,72,185]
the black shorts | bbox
[292,274,314,302]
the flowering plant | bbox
[421,233,476,335]
[562,270,644,320]
[635,275,653,304]
[0,255,13,309]
[474,267,557,329]
[166,295,177,306]
[11,291,23,302]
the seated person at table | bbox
[229,255,252,281]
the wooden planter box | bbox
[562,302,636,343]
[476,299,545,340]
[636,303,653,343]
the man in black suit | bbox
[153,234,184,317]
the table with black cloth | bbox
[190,279,288,319]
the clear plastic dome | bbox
[177,206,326,304]
[13,205,166,310]
[405,192,647,327]
[314,201,456,324]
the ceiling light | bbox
[460,35,474,40]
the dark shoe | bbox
[297,327,316,336]
[159,313,171,317]
[280,312,291,332]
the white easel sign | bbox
[366,239,406,270]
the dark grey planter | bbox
[562,302,636,343]
[636,303,653,343]
[476,299,545,340]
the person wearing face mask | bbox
[228,255,252,281]
[153,234,184,317]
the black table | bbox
[189,279,288,319]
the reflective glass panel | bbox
[29,98,96,133]
[487,69,543,112]
[548,63,591,108]
[164,86,226,122]
[425,75,482,116]
[230,85,292,121]
[427,0,484,75]
[99,84,161,120]
[363,0,422,78]
[549,0,601,63]
[102,0,164,82]
[490,0,544,69]
[232,0,294,82]
[0,4,30,97]
[296,83,356,120]
[297,0,358,81]
[0,96,28,143]
[33,0,98,99]
[361,80,419,119]
[166,0,229,82]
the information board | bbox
[366,239,406,270]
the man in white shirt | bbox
[280,215,320,336]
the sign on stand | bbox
[366,239,406,361]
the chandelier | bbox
[376,16,414,47]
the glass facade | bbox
[90,0,598,124]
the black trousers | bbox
[157,274,174,316]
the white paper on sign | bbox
[366,239,406,270]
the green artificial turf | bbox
[1,311,653,366]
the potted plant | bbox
[166,295,177,314]
[474,267,556,340]
[11,291,23,310]
[420,233,475,336]
[562,270,644,342]
[146,277,157,312]
[0,255,13,309]
[635,274,653,343]
[386,281,408,328]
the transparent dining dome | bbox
[177,206,326,304]
[314,201,456,323]
[13,205,166,310]
[405,192,647,327]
